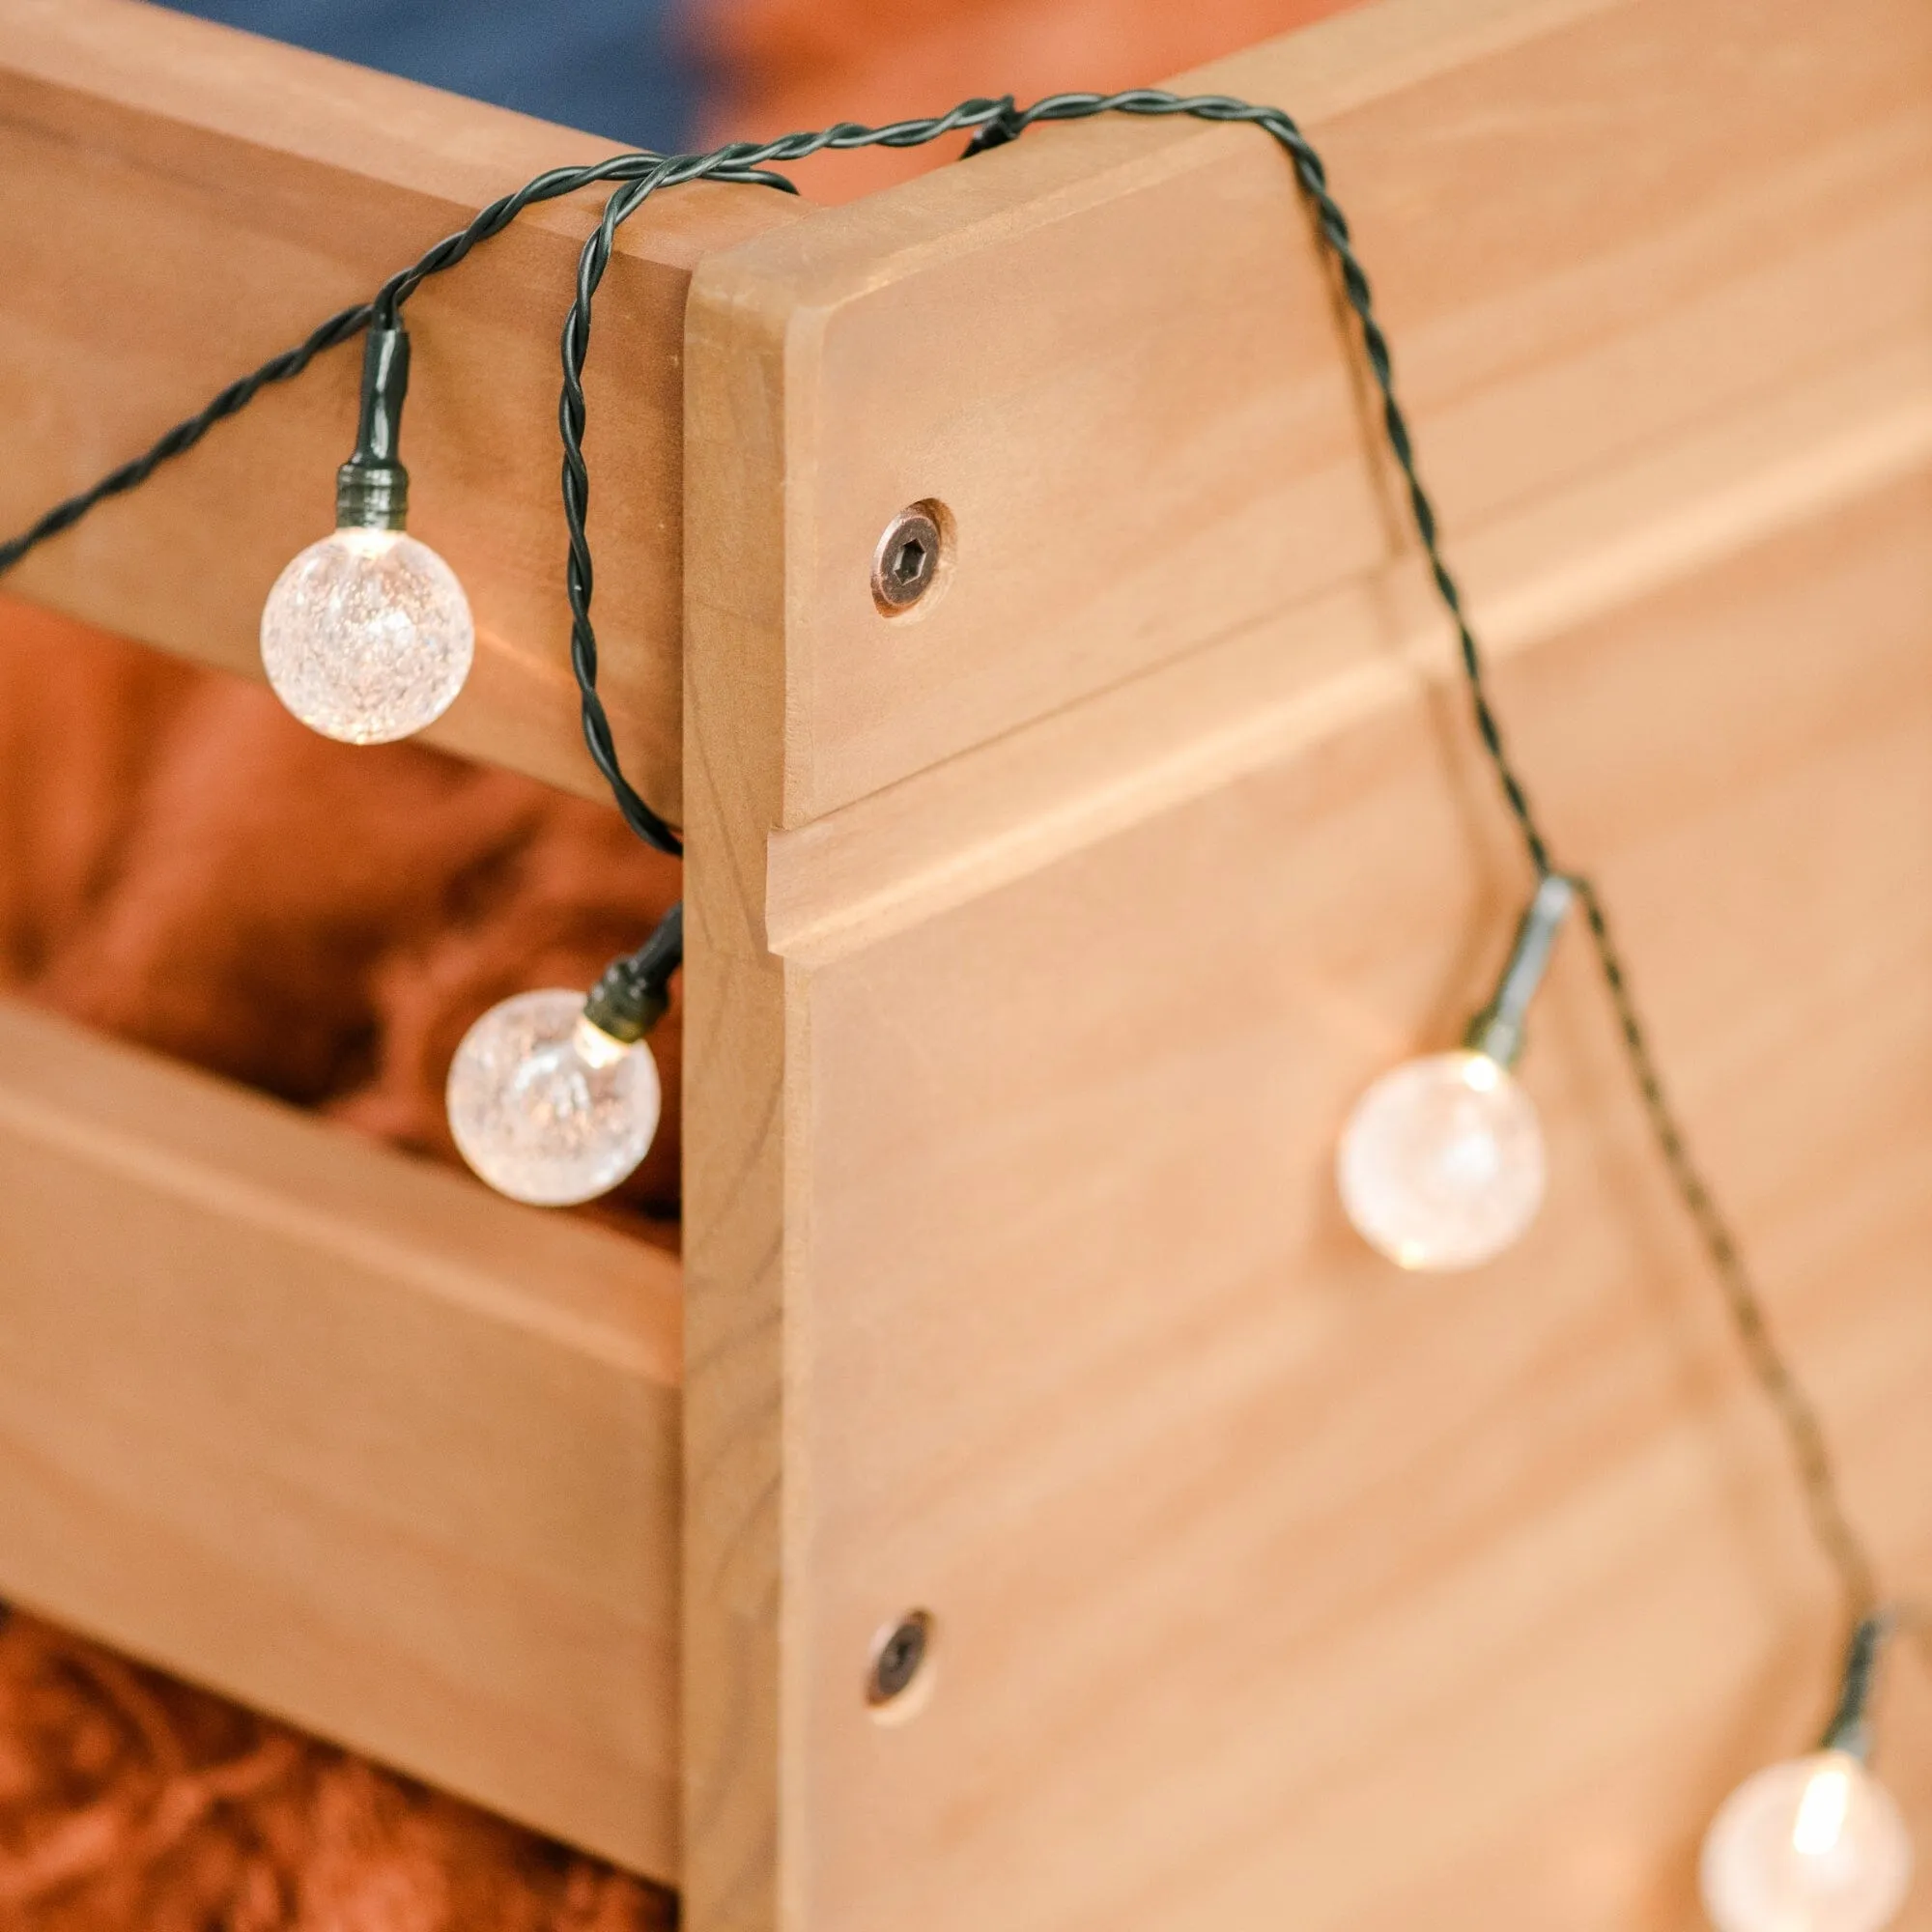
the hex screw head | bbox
[871,504,944,613]
[867,1611,933,1710]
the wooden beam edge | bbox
[0,0,794,277]
[0,997,683,1379]
[695,0,1625,320]
[0,994,685,1873]
[766,337,1932,966]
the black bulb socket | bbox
[1463,871,1577,1068]
[336,321,412,532]
[1820,1612,1894,1762]
[581,903,684,1048]
[582,966,669,1048]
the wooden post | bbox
[680,0,1932,1925]
[0,0,1925,1918]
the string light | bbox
[1703,1753,1912,1932]
[447,905,679,1206]
[260,319,474,743]
[1700,1618,1915,1932]
[0,85,1920,1922]
[1338,872,1574,1270]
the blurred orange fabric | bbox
[0,1609,671,1932]
[0,0,1356,1923]
[0,600,685,1236]
[696,0,1354,198]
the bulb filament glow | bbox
[1793,1759,1854,1857]
[573,1014,634,1070]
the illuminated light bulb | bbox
[1337,1047,1547,1269]
[1699,1751,1913,1932]
[261,314,474,744]
[260,526,472,743]
[446,988,661,1206]
[446,908,682,1208]
[1338,871,1576,1271]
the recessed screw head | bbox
[867,1610,933,1709]
[871,505,944,613]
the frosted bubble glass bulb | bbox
[261,527,473,744]
[1700,1751,1914,1932]
[447,989,661,1207]
[1336,1049,1547,1270]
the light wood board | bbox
[696,0,1929,827]
[680,0,1932,1923]
[782,467,1932,1932]
[0,996,684,1880]
[0,0,806,824]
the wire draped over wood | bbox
[0,88,1889,1634]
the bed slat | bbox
[0,996,683,1879]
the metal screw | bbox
[867,1611,933,1709]
[871,504,944,613]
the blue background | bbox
[156,0,704,152]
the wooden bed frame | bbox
[1,0,1928,1924]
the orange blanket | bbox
[0,1609,670,1930]
[0,602,684,1238]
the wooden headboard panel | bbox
[683,0,1932,1925]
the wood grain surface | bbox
[0,0,805,824]
[3,0,1927,1915]
[681,242,795,1932]
[699,0,1928,828]
[775,469,1932,1932]
[0,997,685,1881]
[680,0,1932,1923]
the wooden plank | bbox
[766,337,1932,964]
[0,0,806,823]
[679,0,1932,1923]
[776,468,1932,1932]
[0,995,684,1880]
[681,219,796,1932]
[690,0,1929,828]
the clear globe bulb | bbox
[446,989,661,1207]
[261,527,473,744]
[1336,1048,1547,1270]
[1701,1751,1914,1932]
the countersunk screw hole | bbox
[867,1610,935,1717]
[871,503,947,614]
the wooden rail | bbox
[0,997,684,1877]
[0,0,803,826]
